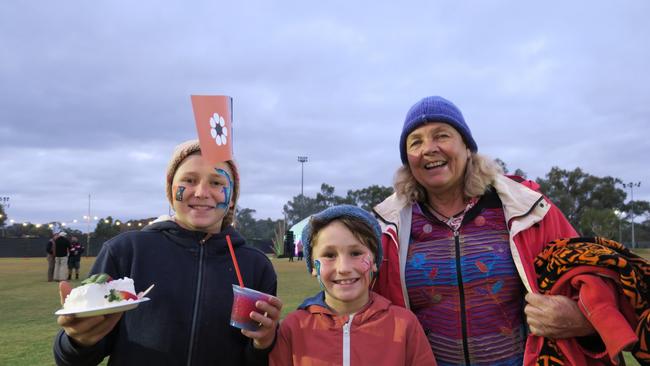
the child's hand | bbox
[241,295,283,350]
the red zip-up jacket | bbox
[270,291,437,366]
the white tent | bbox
[288,216,310,255]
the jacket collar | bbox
[142,217,245,252]
[375,175,545,226]
[492,175,545,224]
[374,192,407,227]
[298,291,391,323]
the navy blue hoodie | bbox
[53,219,277,366]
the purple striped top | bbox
[405,193,526,366]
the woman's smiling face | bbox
[405,122,470,197]
[171,154,233,233]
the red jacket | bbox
[530,237,644,365]
[270,291,437,366]
[371,175,577,363]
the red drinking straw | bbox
[226,235,244,287]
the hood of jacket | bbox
[297,291,392,327]
[141,215,246,255]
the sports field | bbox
[0,257,319,366]
[0,253,644,365]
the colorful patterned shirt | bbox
[405,189,526,366]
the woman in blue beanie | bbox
[372,96,595,365]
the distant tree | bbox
[253,217,281,240]
[236,207,258,240]
[283,184,331,226]
[283,183,395,225]
[495,158,529,178]
[316,183,352,208]
[345,185,393,211]
[579,207,619,238]
[495,158,509,174]
[513,168,527,179]
[94,216,121,240]
[0,204,7,228]
[4,222,53,238]
[536,167,629,236]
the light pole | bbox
[623,182,641,248]
[297,156,308,196]
[613,209,624,243]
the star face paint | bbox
[215,168,232,210]
[174,185,186,202]
[310,221,375,315]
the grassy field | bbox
[0,253,645,365]
[0,257,319,366]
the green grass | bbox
[0,257,319,366]
[0,254,645,365]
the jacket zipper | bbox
[453,229,471,365]
[342,314,354,366]
[186,235,210,366]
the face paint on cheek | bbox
[174,186,186,202]
[359,255,372,274]
[214,168,233,210]
[362,254,375,281]
[314,259,324,289]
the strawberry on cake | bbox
[63,273,138,310]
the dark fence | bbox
[0,237,275,258]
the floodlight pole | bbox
[87,194,91,255]
[623,182,641,248]
[297,156,308,196]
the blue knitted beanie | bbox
[399,96,477,165]
[302,205,383,274]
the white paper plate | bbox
[55,297,150,318]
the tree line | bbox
[1,165,648,245]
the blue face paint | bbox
[215,168,233,210]
[175,186,186,202]
[314,259,324,289]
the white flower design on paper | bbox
[209,112,228,146]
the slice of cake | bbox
[63,274,138,310]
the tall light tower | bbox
[623,181,641,248]
[297,156,308,196]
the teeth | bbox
[336,279,357,285]
[425,161,446,168]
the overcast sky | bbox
[1,1,649,232]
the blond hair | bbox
[394,153,503,203]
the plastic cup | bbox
[230,284,272,331]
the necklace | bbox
[425,197,478,232]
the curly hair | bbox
[394,153,503,203]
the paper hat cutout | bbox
[191,95,234,164]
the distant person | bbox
[53,232,70,281]
[296,241,303,261]
[53,139,282,365]
[66,236,84,280]
[288,242,295,262]
[269,205,436,365]
[46,233,57,282]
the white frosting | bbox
[63,277,136,310]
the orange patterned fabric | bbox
[534,237,650,366]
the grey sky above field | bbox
[1,1,649,232]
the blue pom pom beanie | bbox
[302,205,383,274]
[399,96,478,165]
